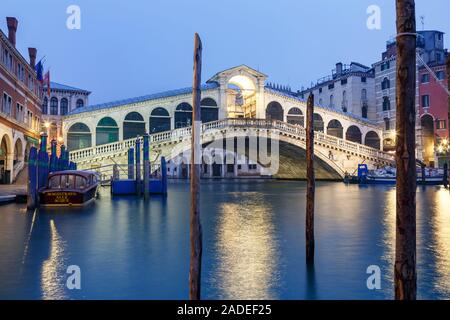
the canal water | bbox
[0,181,449,300]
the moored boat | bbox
[39,171,99,207]
[351,164,447,186]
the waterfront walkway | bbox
[0,165,27,197]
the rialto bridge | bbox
[63,65,394,180]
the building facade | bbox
[41,82,91,144]
[0,17,42,184]
[297,62,376,121]
[373,30,448,163]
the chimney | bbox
[336,62,343,75]
[28,48,37,69]
[6,17,18,47]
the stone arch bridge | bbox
[69,118,394,180]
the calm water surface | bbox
[0,180,449,300]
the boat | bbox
[349,164,447,186]
[0,195,16,205]
[39,171,99,207]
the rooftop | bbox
[68,82,219,115]
[44,82,91,94]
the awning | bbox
[25,135,39,146]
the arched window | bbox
[175,103,192,128]
[382,77,390,90]
[123,112,145,139]
[313,113,324,132]
[382,96,390,111]
[201,98,219,123]
[68,123,91,150]
[150,107,171,133]
[384,118,390,131]
[76,99,84,108]
[364,131,381,150]
[42,97,48,114]
[96,117,119,145]
[60,98,68,116]
[266,101,284,121]
[50,97,58,115]
[329,95,334,108]
[346,125,362,144]
[327,119,343,138]
[287,107,304,126]
[362,105,368,119]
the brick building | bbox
[0,17,43,184]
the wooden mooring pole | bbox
[395,0,417,300]
[306,94,315,265]
[189,33,203,300]
[143,133,150,200]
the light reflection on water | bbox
[214,192,279,299]
[0,181,449,299]
[41,220,67,300]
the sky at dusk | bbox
[1,0,449,105]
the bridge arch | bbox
[346,125,362,144]
[287,107,304,126]
[201,97,219,123]
[313,113,324,132]
[150,107,171,133]
[326,119,344,138]
[364,131,381,150]
[68,123,92,151]
[266,101,284,121]
[96,117,119,146]
[175,102,193,128]
[123,112,146,140]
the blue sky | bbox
[1,0,449,105]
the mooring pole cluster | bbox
[27,133,76,210]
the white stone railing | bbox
[69,118,394,163]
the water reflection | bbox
[41,220,67,300]
[432,188,450,297]
[381,188,395,292]
[214,192,279,299]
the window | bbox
[249,164,257,170]
[328,83,334,90]
[382,77,390,90]
[341,78,347,85]
[384,118,390,131]
[362,106,368,119]
[42,97,48,114]
[361,77,367,83]
[421,95,430,108]
[319,88,322,94]
[60,98,68,115]
[329,95,334,108]
[382,96,390,111]
[76,99,84,108]
[381,61,390,71]
[436,71,445,80]
[2,93,12,115]
[48,176,61,189]
[50,97,58,115]
[436,120,446,130]
[421,73,430,83]
[75,176,87,189]
[61,175,75,189]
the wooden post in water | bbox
[161,156,167,195]
[189,33,203,300]
[135,137,141,196]
[395,0,417,300]
[305,94,315,265]
[50,140,57,173]
[37,133,48,190]
[27,147,38,210]
[444,163,448,188]
[143,133,150,200]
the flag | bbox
[35,61,43,82]
[43,71,50,96]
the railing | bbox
[70,118,394,163]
